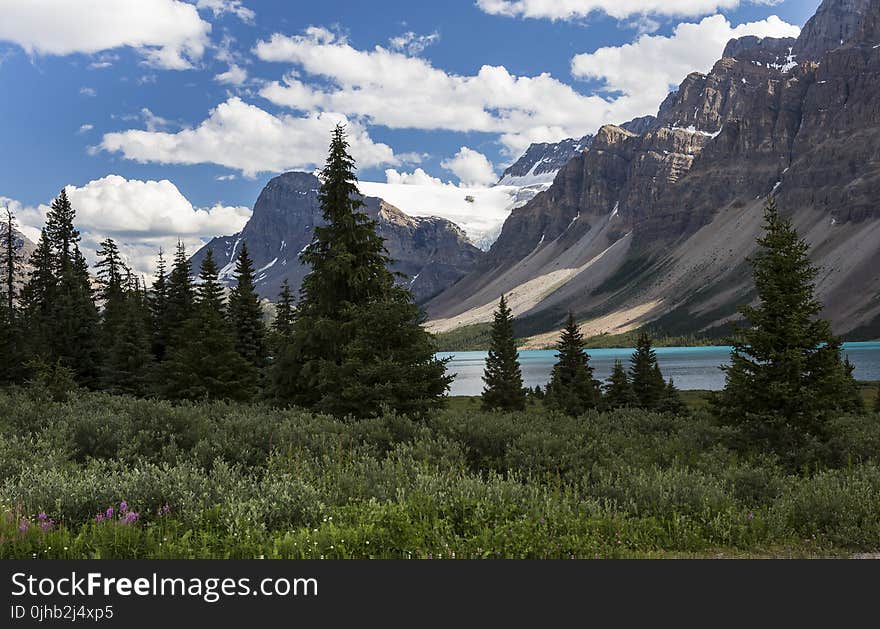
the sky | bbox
[0,0,821,275]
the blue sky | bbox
[0,0,820,273]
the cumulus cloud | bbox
[10,175,251,277]
[477,0,757,21]
[214,64,248,86]
[571,15,801,118]
[254,28,626,156]
[196,0,255,23]
[100,97,398,178]
[441,148,497,187]
[0,0,211,70]
[384,168,446,187]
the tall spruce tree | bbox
[545,312,601,416]
[37,191,101,385]
[149,249,169,361]
[269,125,450,417]
[103,270,154,396]
[481,295,526,412]
[228,243,267,369]
[629,332,666,410]
[162,241,194,348]
[713,199,862,456]
[604,360,637,409]
[0,207,24,383]
[20,230,56,362]
[658,378,687,415]
[162,250,257,402]
[272,279,295,337]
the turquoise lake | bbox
[438,342,880,397]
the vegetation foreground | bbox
[3,387,880,559]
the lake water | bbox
[438,342,880,397]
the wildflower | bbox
[121,512,139,525]
[119,501,129,514]
[96,514,104,524]
[40,519,54,533]
[747,512,755,521]
[105,507,114,519]
[18,519,29,535]
[37,512,48,522]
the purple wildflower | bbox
[119,501,128,514]
[39,519,54,533]
[105,507,114,519]
[747,512,755,521]
[96,513,104,524]
[37,512,48,522]
[157,504,171,517]
[18,519,29,535]
[121,511,139,525]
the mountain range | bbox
[426,0,880,344]
[12,0,868,345]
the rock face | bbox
[498,136,594,186]
[427,0,880,341]
[191,172,483,304]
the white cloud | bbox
[389,31,440,56]
[0,0,211,70]
[476,0,759,21]
[80,87,97,98]
[384,168,445,187]
[254,28,627,156]
[571,15,801,120]
[441,147,498,187]
[77,124,94,135]
[10,175,251,277]
[196,0,255,23]
[215,63,248,86]
[100,97,398,178]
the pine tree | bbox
[228,243,267,369]
[0,206,24,383]
[658,378,687,415]
[713,199,861,454]
[161,250,257,402]
[545,312,601,416]
[604,360,637,409]
[103,271,154,396]
[34,190,101,385]
[162,241,195,348]
[273,279,295,337]
[149,249,169,361]
[95,238,128,334]
[20,230,56,361]
[630,332,666,410]
[269,125,450,417]
[481,295,526,412]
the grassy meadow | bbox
[2,384,880,559]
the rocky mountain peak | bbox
[191,172,483,304]
[794,0,874,59]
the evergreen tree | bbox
[149,249,169,361]
[658,378,687,415]
[713,199,862,455]
[32,191,101,385]
[161,250,257,402]
[162,241,195,349]
[875,385,880,414]
[629,332,666,410]
[604,360,637,409]
[545,312,601,416]
[20,230,56,361]
[0,207,24,383]
[272,279,295,337]
[270,125,450,417]
[102,271,154,396]
[481,295,526,412]
[1,206,21,317]
[228,243,267,368]
[95,238,128,335]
